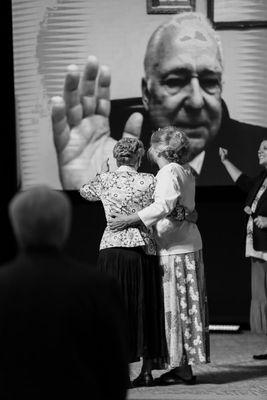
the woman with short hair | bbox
[110,127,210,386]
[219,141,267,360]
[80,137,168,387]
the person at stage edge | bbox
[219,141,267,360]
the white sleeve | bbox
[138,165,181,227]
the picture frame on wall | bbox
[207,0,267,29]
[147,0,195,14]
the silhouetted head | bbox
[9,185,71,250]
[142,12,224,158]
[113,137,145,168]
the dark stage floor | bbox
[128,331,267,400]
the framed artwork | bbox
[147,0,195,14]
[207,0,267,29]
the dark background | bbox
[2,2,250,328]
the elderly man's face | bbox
[143,27,223,157]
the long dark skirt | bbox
[98,247,168,367]
[250,257,267,335]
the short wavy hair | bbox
[113,137,145,167]
[150,126,190,165]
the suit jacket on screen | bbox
[110,99,267,186]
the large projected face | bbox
[141,19,267,185]
[143,23,223,159]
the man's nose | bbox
[184,77,204,109]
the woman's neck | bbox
[157,157,170,169]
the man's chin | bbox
[187,138,206,156]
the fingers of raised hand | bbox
[96,65,111,117]
[80,55,99,116]
[51,96,69,152]
[64,65,83,127]
[123,112,143,139]
[63,57,111,122]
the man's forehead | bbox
[155,24,221,70]
[176,21,215,45]
[165,22,218,54]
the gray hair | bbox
[150,126,191,165]
[9,185,71,250]
[113,137,145,167]
[144,12,224,78]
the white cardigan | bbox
[138,163,202,255]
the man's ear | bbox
[141,77,150,111]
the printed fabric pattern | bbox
[160,250,210,367]
[80,168,157,255]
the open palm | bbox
[51,56,143,189]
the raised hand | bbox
[219,147,228,163]
[51,56,143,189]
[254,216,267,229]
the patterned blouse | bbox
[79,166,157,255]
[246,177,267,261]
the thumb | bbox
[122,112,143,139]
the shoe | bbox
[154,370,197,386]
[131,372,154,387]
[253,353,267,360]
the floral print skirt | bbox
[160,250,210,367]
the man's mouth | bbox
[177,125,207,138]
